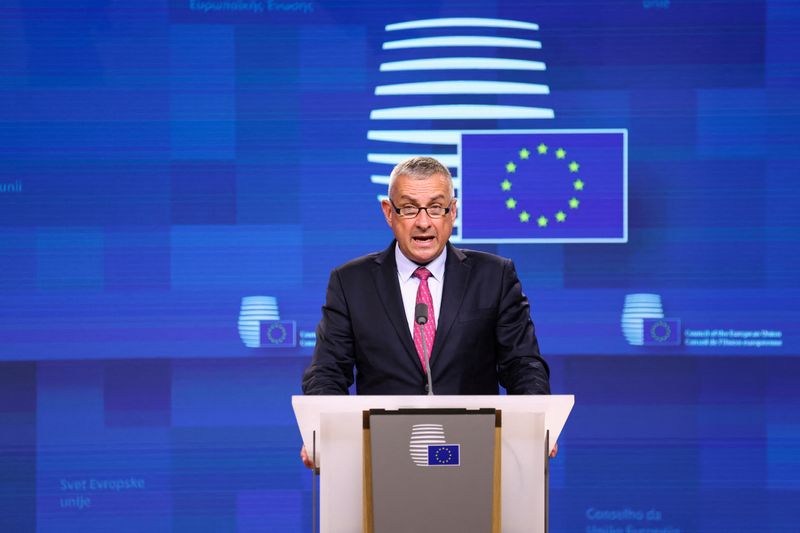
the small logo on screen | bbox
[642,318,681,346]
[621,293,682,347]
[259,320,297,348]
[237,296,297,348]
[427,444,460,466]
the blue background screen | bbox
[0,1,798,531]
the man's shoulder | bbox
[333,249,384,275]
[454,246,512,269]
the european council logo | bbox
[367,17,627,244]
[409,424,461,467]
[622,293,681,347]
[238,296,296,348]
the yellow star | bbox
[505,197,517,209]
[537,215,548,227]
[569,197,580,209]
[519,148,530,159]
[501,179,512,191]
[537,143,548,155]
[555,211,566,222]
[519,211,531,223]
[569,161,580,173]
[556,148,566,159]
[573,179,584,191]
[506,161,517,173]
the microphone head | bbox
[414,303,428,324]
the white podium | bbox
[293,395,574,533]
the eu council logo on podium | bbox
[427,444,461,466]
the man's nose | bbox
[415,209,433,227]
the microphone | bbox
[414,303,434,396]
[414,303,428,325]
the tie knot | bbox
[413,267,432,282]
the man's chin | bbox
[407,242,441,264]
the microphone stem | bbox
[417,322,434,396]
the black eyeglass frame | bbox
[389,200,454,219]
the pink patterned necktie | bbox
[412,267,437,371]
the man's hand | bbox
[300,444,316,470]
[550,442,559,458]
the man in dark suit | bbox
[300,156,553,464]
[302,155,550,395]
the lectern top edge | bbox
[292,394,574,457]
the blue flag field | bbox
[459,130,627,243]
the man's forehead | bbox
[394,174,451,198]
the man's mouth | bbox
[412,235,434,244]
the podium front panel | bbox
[367,409,497,533]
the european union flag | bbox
[642,318,681,346]
[259,320,297,348]
[427,444,460,466]
[459,130,627,243]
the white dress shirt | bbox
[395,243,446,339]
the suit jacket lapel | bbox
[372,241,423,372]
[430,243,470,367]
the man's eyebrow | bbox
[398,194,447,202]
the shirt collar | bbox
[394,242,447,283]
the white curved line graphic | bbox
[386,17,539,31]
[368,130,461,145]
[370,175,390,185]
[368,153,459,167]
[380,57,546,72]
[370,104,555,120]
[383,36,541,50]
[375,80,549,95]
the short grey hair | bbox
[387,156,454,199]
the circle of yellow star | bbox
[499,143,587,230]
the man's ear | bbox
[381,199,393,227]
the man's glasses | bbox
[390,200,452,219]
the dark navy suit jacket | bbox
[301,242,550,395]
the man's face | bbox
[381,173,457,265]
